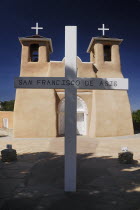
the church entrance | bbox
[58,96,88,136]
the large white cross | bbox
[98,24,109,36]
[31,22,43,35]
[15,26,128,192]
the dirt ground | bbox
[0,129,140,210]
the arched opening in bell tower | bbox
[104,45,111,61]
[30,44,39,62]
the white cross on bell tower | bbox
[31,22,43,35]
[98,24,109,36]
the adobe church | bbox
[13,27,134,138]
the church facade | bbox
[13,34,134,138]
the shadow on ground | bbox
[1,152,140,210]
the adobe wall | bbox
[13,89,57,138]
[14,43,57,138]
[0,111,14,129]
[89,42,134,137]
[14,38,134,138]
[14,55,96,137]
[92,90,134,137]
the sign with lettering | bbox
[14,77,128,90]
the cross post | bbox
[14,26,128,192]
[65,26,77,191]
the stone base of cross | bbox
[15,26,128,192]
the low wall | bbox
[0,111,14,129]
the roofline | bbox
[18,37,53,53]
[87,37,123,53]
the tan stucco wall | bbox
[0,111,13,128]
[89,41,134,136]
[13,89,57,138]
[89,91,96,137]
[91,90,133,137]
[13,37,134,138]
[14,51,96,138]
[14,42,57,138]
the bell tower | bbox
[87,37,123,78]
[13,26,57,138]
[19,35,53,77]
[87,27,134,137]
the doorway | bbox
[58,96,88,136]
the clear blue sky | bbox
[0,0,140,111]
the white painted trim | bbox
[58,96,88,136]
[3,118,8,128]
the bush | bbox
[0,100,15,111]
[118,151,133,164]
[132,110,140,133]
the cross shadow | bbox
[1,151,140,209]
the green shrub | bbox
[132,110,140,133]
[0,100,15,111]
